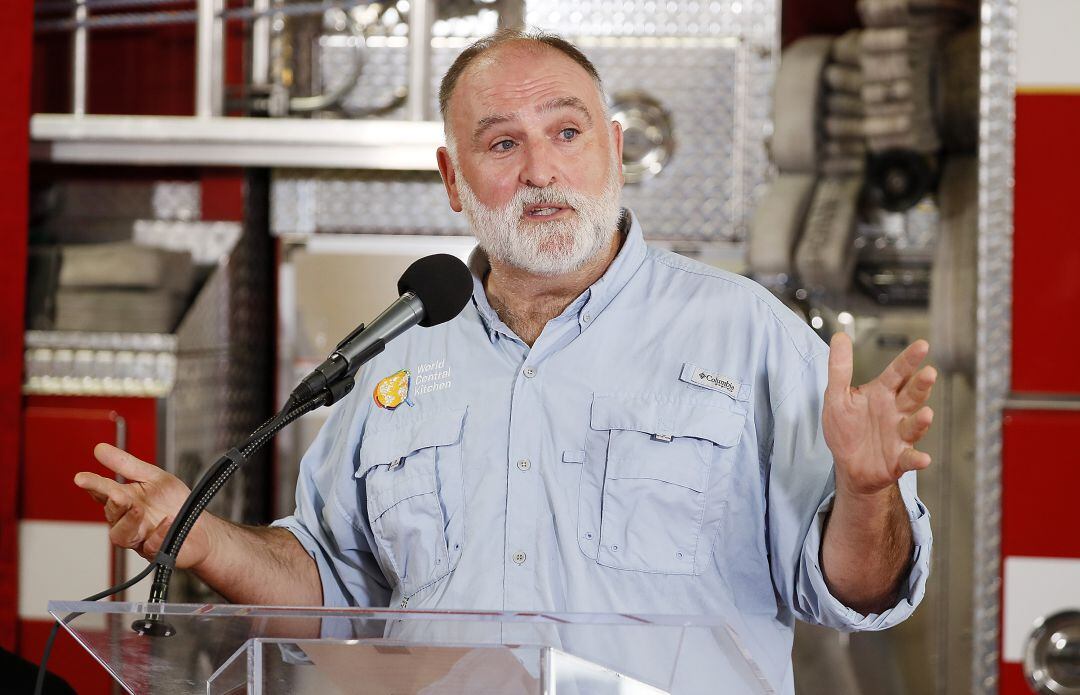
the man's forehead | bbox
[451,42,601,116]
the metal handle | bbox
[1025,610,1080,694]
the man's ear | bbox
[611,120,625,186]
[436,146,463,212]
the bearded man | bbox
[76,30,936,693]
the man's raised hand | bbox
[74,443,212,570]
[822,333,938,498]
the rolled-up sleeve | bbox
[767,349,933,631]
[797,471,932,630]
[270,389,391,609]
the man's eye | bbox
[492,140,515,152]
[559,128,580,141]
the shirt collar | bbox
[467,208,649,342]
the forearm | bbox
[820,482,913,614]
[192,514,323,606]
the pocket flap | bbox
[357,407,467,475]
[608,452,709,492]
[591,395,744,447]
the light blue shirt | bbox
[273,209,932,693]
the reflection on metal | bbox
[72,0,87,116]
[974,0,1017,691]
[406,0,435,121]
[1004,396,1080,412]
[1025,610,1080,695]
[610,91,675,183]
[250,0,271,86]
[30,114,444,169]
[195,0,224,118]
[24,330,178,397]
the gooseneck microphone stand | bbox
[130,334,382,637]
[34,343,371,695]
[35,253,474,694]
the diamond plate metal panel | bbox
[973,0,1016,691]
[45,181,201,222]
[525,0,776,41]
[276,11,777,243]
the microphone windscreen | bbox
[397,254,474,327]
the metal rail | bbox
[30,113,444,169]
[32,0,442,165]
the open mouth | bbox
[523,204,571,219]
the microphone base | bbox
[131,617,176,637]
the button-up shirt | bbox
[273,209,932,693]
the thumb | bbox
[142,517,172,562]
[827,332,854,397]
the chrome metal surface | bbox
[407,0,435,121]
[1004,396,1080,412]
[23,330,178,397]
[30,114,445,168]
[251,0,272,86]
[72,0,87,116]
[1025,611,1080,695]
[610,91,675,183]
[974,0,1016,691]
[195,0,224,117]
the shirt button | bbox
[512,551,526,565]
[523,366,536,378]
[582,312,592,323]
[516,458,531,471]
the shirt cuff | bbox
[271,515,351,609]
[795,473,933,631]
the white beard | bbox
[455,156,623,276]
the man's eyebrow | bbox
[537,96,593,126]
[472,112,516,144]
[471,96,595,144]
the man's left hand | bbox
[822,333,938,497]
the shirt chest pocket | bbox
[356,407,467,600]
[578,395,746,575]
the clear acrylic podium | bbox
[49,600,772,694]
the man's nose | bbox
[519,139,558,187]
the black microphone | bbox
[288,253,473,407]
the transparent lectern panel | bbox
[207,639,668,694]
[49,601,771,695]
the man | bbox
[76,30,935,692]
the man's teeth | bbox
[529,207,560,216]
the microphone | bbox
[288,253,473,407]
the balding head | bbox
[439,30,607,154]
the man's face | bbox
[437,43,625,276]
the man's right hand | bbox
[74,443,214,570]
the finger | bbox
[897,448,931,475]
[898,406,934,444]
[108,505,148,550]
[897,365,938,413]
[142,517,172,559]
[73,473,111,505]
[878,339,930,392]
[827,333,854,398]
[103,497,135,525]
[94,443,160,483]
[74,471,127,503]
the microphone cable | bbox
[33,561,157,695]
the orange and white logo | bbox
[373,369,413,410]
